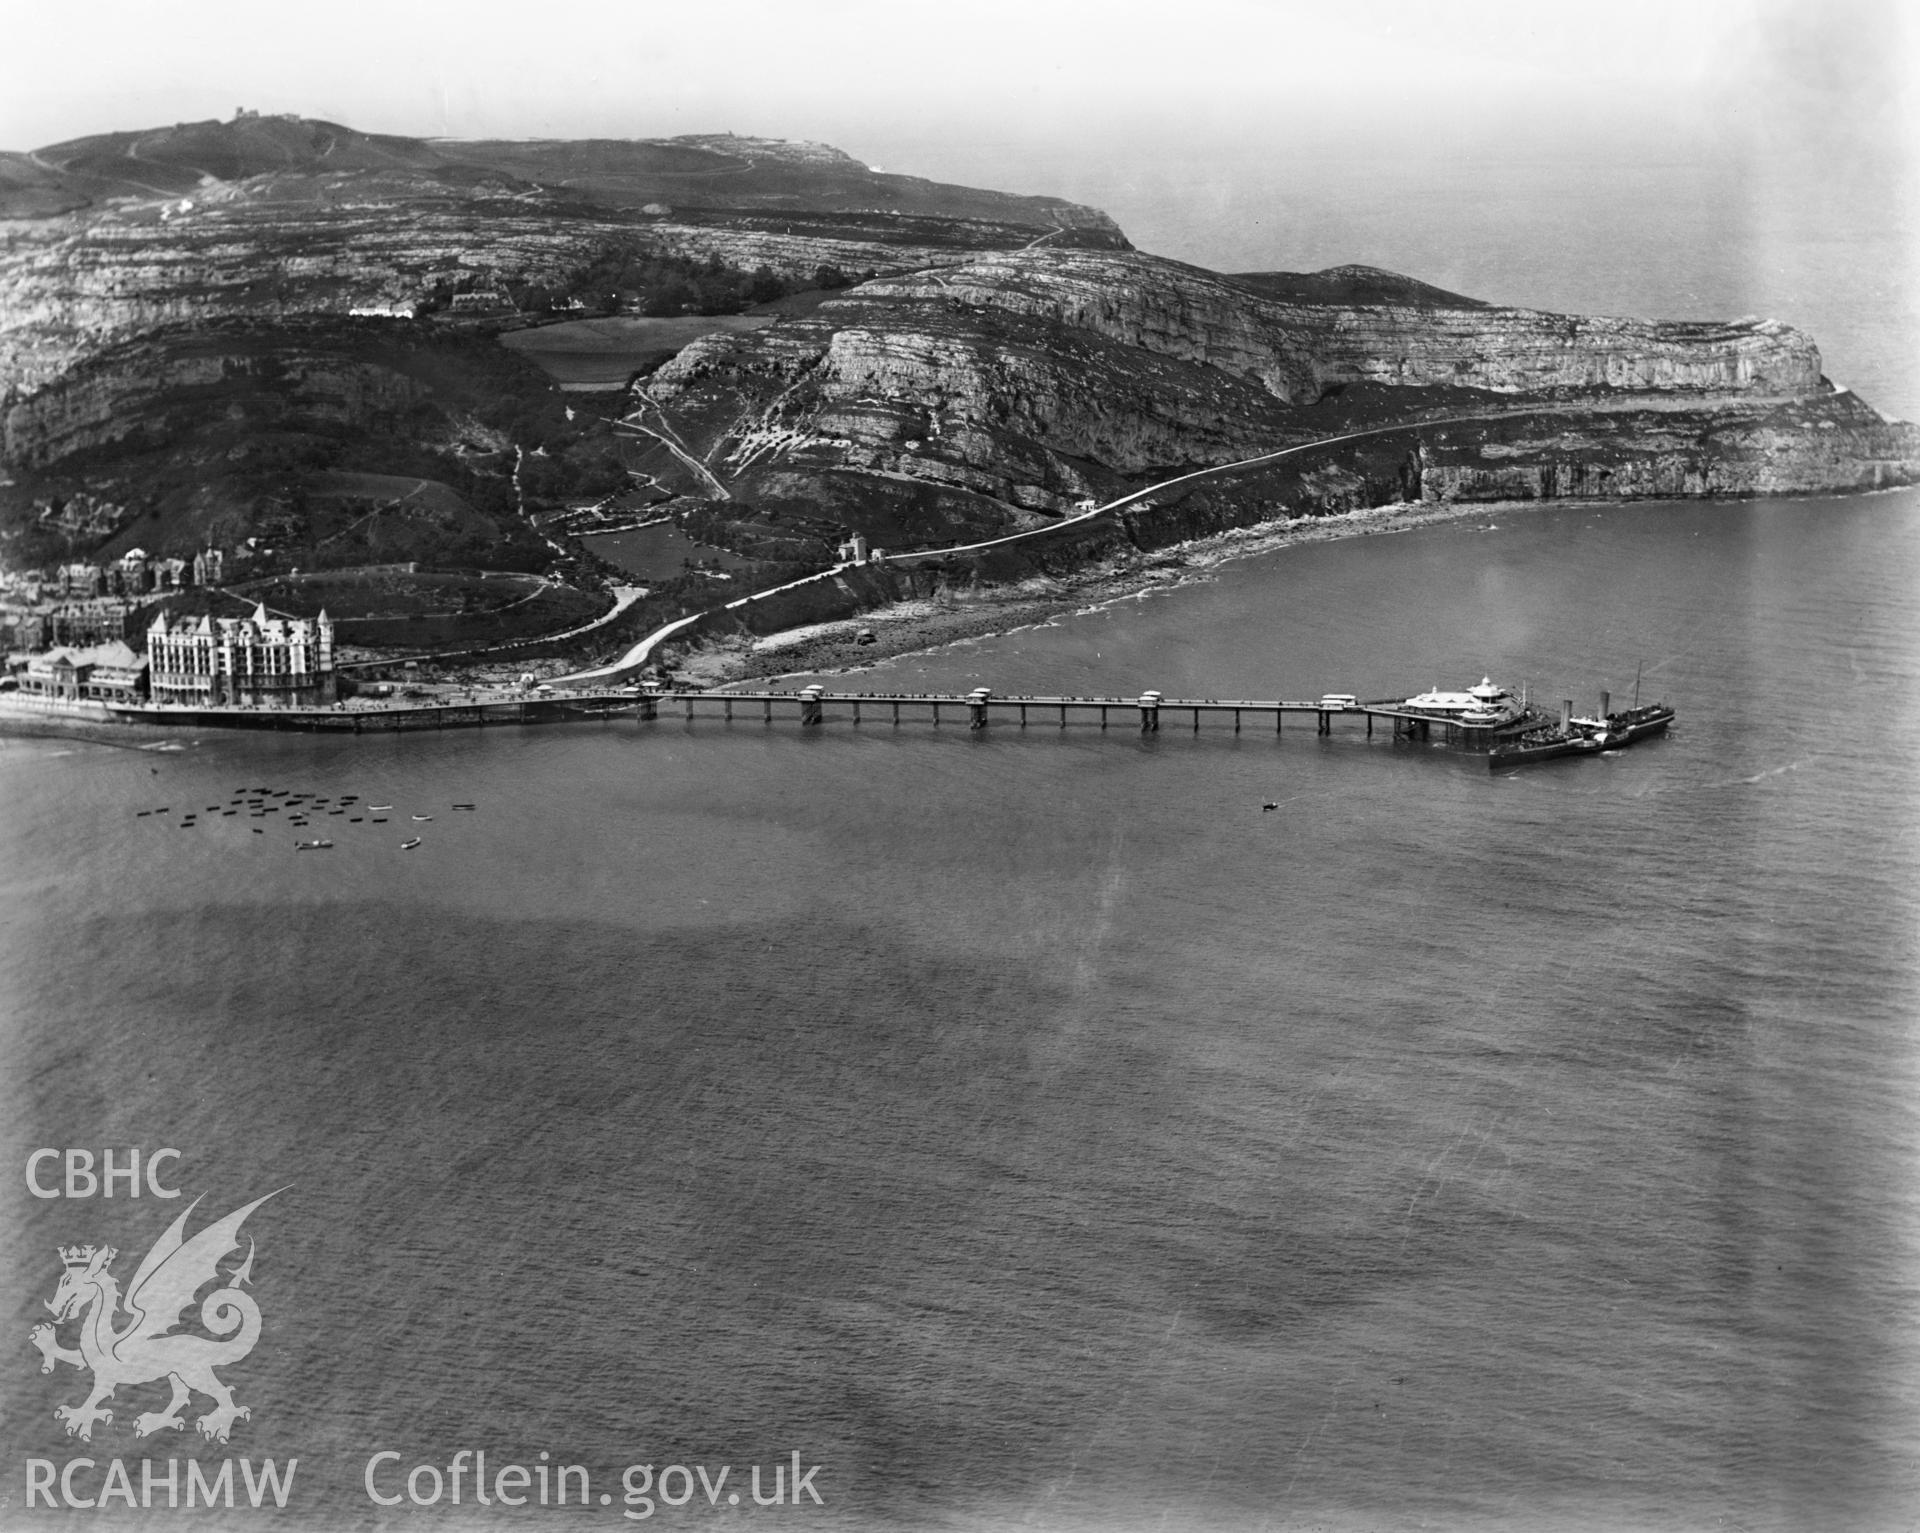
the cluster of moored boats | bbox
[1486,700,1675,769]
[134,787,479,849]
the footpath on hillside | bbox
[550,387,1823,689]
[552,411,1493,686]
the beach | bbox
[672,496,1530,688]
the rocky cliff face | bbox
[0,116,1127,400]
[861,252,1823,401]
[1411,394,1919,501]
[0,195,1106,398]
[626,248,1894,561]
[0,329,434,469]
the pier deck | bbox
[26,684,1547,750]
[636,688,1546,744]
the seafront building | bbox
[147,604,337,707]
[15,641,150,704]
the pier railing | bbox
[81,685,1547,747]
[628,687,1545,743]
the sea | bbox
[3,144,1918,1532]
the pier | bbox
[628,686,1547,746]
[36,682,1560,753]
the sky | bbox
[5,0,1910,171]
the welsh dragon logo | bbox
[28,1191,281,1444]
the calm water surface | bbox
[4,494,1917,1530]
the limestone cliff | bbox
[1,328,435,470]
[0,197,1105,399]
[1411,394,1919,501]
[625,248,1903,563]
[0,116,1126,398]
[860,252,1821,400]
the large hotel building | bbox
[147,604,337,707]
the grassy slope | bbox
[0,118,1121,239]
[0,319,627,574]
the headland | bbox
[4,112,1918,726]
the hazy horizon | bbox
[10,0,1910,187]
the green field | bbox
[230,567,609,650]
[305,471,480,518]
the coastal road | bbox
[553,567,842,685]
[880,416,1456,566]
[549,385,1819,686]
[550,410,1484,685]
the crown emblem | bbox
[59,1245,99,1269]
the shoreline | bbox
[0,702,195,750]
[14,485,1898,735]
[671,496,1527,689]
[0,496,1514,747]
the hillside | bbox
[0,319,614,569]
[0,116,1127,229]
[2,112,1916,671]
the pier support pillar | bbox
[763,698,773,724]
[1317,710,1330,736]
[724,698,733,722]
[1138,691,1162,733]
[893,701,901,725]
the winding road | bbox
[537,372,1822,688]
[550,410,1478,686]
